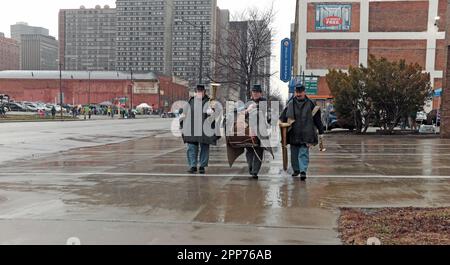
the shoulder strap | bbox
[312,106,320,117]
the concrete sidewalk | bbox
[0,129,449,244]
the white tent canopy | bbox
[136,103,152,109]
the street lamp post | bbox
[130,68,134,110]
[175,18,205,84]
[88,71,91,106]
[59,62,63,120]
[198,24,204,84]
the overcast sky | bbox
[0,0,295,98]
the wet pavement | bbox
[0,120,449,245]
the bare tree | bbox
[209,6,276,101]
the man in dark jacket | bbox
[180,85,220,174]
[51,106,56,119]
[245,84,269,179]
[280,84,325,181]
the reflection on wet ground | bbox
[0,133,449,244]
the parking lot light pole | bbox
[130,68,134,110]
[59,62,63,120]
[88,71,91,106]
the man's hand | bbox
[246,103,257,114]
[279,122,291,128]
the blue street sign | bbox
[280,38,292,83]
[434,88,442,97]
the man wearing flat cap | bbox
[180,84,220,174]
[279,84,325,181]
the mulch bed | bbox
[338,207,450,245]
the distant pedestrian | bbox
[84,105,90,120]
[409,111,418,132]
[0,104,5,118]
[51,106,56,119]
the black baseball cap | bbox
[252,84,262,92]
[295,84,306,93]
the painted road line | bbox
[0,172,450,179]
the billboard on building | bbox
[315,4,352,31]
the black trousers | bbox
[246,147,264,175]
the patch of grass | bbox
[338,207,450,245]
[0,115,77,122]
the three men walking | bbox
[181,83,324,181]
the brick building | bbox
[295,0,446,112]
[0,71,189,111]
[442,0,450,138]
[0,34,20,71]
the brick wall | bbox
[368,40,428,68]
[0,37,20,71]
[0,77,188,109]
[307,40,360,69]
[442,2,450,138]
[369,1,429,32]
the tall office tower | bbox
[21,34,59,70]
[59,5,117,71]
[11,22,49,43]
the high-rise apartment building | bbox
[59,5,117,71]
[172,0,217,86]
[115,0,174,75]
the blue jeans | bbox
[187,143,210,168]
[291,144,310,173]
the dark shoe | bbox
[292,171,300,177]
[188,167,197,174]
[199,167,206,174]
[300,172,307,181]
[251,174,259,180]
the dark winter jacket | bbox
[180,95,220,145]
[280,96,324,146]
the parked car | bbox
[46,104,62,113]
[6,102,27,112]
[161,112,176,118]
[23,102,39,112]
[36,102,52,112]
[416,111,427,123]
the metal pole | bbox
[130,68,134,109]
[158,83,161,115]
[199,25,204,84]
[88,71,91,105]
[59,63,63,120]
